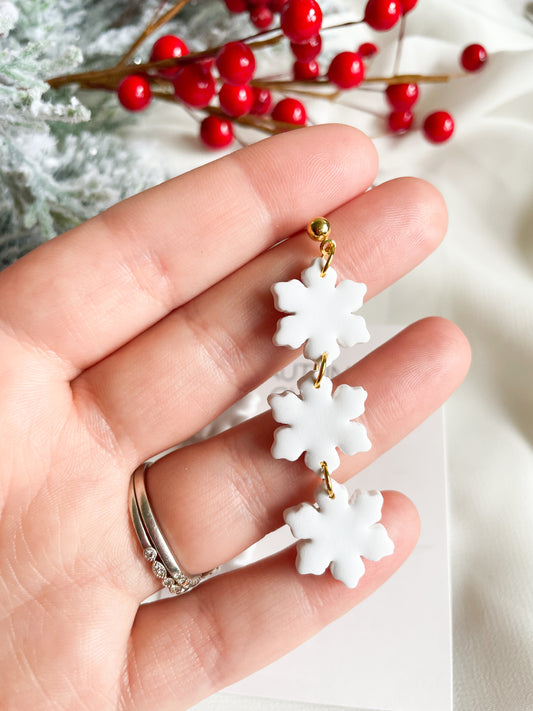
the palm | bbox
[0,126,469,711]
[1,371,138,707]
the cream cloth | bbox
[368,3,533,709]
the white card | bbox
[192,325,452,711]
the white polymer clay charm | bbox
[268,371,371,473]
[269,217,394,589]
[284,481,394,589]
[271,257,370,363]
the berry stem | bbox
[252,78,328,87]
[275,87,339,100]
[251,82,386,118]
[205,105,291,133]
[117,0,193,67]
[252,80,342,103]
[238,26,283,44]
[364,72,464,84]
[239,18,364,46]
[246,34,286,50]
[252,72,464,91]
[150,90,301,135]
[322,19,365,29]
[48,53,208,90]
[392,15,406,75]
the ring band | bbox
[129,462,216,595]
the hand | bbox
[0,125,470,711]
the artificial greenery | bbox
[0,0,243,267]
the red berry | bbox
[290,34,322,61]
[250,5,274,27]
[117,75,152,111]
[173,64,215,108]
[281,0,322,43]
[223,0,248,12]
[200,57,215,71]
[272,97,307,125]
[250,86,272,115]
[364,0,401,31]
[388,109,413,133]
[461,43,488,72]
[385,82,419,110]
[358,42,378,58]
[327,51,365,89]
[423,111,454,143]
[216,41,256,85]
[219,82,254,116]
[399,0,417,12]
[150,35,189,77]
[200,116,234,148]
[268,0,287,11]
[293,58,320,80]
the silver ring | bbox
[129,462,216,595]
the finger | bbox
[0,125,377,377]
[123,491,419,711]
[124,317,469,603]
[74,177,448,464]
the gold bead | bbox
[307,217,331,241]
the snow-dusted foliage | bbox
[0,0,174,267]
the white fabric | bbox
[366,3,533,710]
[130,0,533,708]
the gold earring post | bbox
[307,217,331,241]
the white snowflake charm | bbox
[284,481,394,588]
[268,371,371,474]
[268,217,395,588]
[271,257,369,363]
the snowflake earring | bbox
[268,217,394,588]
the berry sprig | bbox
[47,0,489,149]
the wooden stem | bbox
[117,0,192,67]
[46,16,367,90]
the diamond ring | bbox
[129,462,216,595]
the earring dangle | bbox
[268,218,394,589]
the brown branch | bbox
[363,72,465,84]
[150,89,184,103]
[239,26,283,44]
[47,67,129,90]
[47,16,368,91]
[47,51,214,90]
[117,0,193,67]
[253,72,465,92]
[252,79,338,100]
[247,34,285,50]
[251,78,328,88]
[47,38,286,91]
[48,66,465,94]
